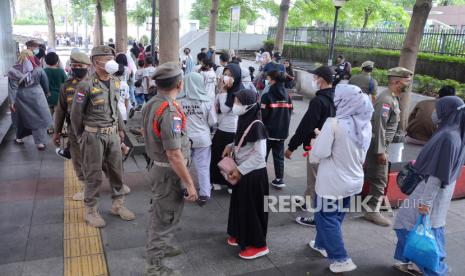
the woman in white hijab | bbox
[308,84,374,273]
[178,72,217,205]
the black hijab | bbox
[224,63,243,108]
[130,42,140,58]
[234,89,267,146]
[415,96,465,186]
[267,70,287,101]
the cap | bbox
[309,66,335,84]
[388,67,413,78]
[91,45,115,58]
[70,52,91,65]
[152,62,183,80]
[25,40,40,47]
[361,60,374,69]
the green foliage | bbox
[14,17,48,25]
[287,0,410,28]
[190,0,266,32]
[128,0,153,26]
[140,35,149,45]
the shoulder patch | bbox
[115,81,120,89]
[381,103,390,118]
[172,116,182,134]
[76,91,86,103]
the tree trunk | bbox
[44,0,56,48]
[114,0,127,53]
[93,0,104,46]
[398,0,432,131]
[158,0,179,64]
[208,0,219,48]
[362,9,370,29]
[273,0,291,54]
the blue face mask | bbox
[32,48,40,55]
[264,80,269,86]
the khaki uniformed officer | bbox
[349,60,378,104]
[53,51,91,201]
[364,67,413,226]
[142,62,198,276]
[70,45,135,228]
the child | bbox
[44,52,67,134]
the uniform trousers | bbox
[191,146,212,198]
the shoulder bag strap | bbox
[236,120,262,153]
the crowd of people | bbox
[6,39,463,276]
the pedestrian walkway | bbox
[1,99,465,276]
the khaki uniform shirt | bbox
[370,90,400,154]
[406,99,437,142]
[142,94,190,163]
[349,73,378,96]
[70,73,124,137]
[54,77,80,133]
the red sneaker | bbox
[227,237,238,246]
[239,246,269,260]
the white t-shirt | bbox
[142,66,156,94]
[180,99,217,148]
[311,118,368,199]
[200,69,217,101]
[215,92,237,133]
[135,69,144,95]
[117,74,130,121]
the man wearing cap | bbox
[349,61,378,104]
[71,45,135,228]
[364,67,413,226]
[285,65,336,227]
[142,62,198,276]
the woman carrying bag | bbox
[393,96,465,276]
[222,89,269,260]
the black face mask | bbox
[72,68,88,79]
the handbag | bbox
[217,120,262,185]
[403,214,441,272]
[396,160,426,195]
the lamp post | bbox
[327,0,347,66]
[151,0,156,66]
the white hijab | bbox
[334,84,374,151]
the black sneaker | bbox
[128,108,136,119]
[135,104,143,111]
[197,195,210,206]
[295,216,316,227]
[271,179,286,189]
[55,148,72,160]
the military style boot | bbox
[121,184,131,195]
[363,211,391,227]
[163,246,183,258]
[72,181,85,201]
[145,259,181,276]
[85,206,106,228]
[110,197,136,221]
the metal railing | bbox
[268,27,465,57]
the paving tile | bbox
[0,179,38,202]
[31,197,64,226]
[0,163,41,182]
[0,226,29,265]
[0,261,22,276]
[21,256,63,276]
[25,223,63,261]
[0,200,33,232]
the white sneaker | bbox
[227,188,232,194]
[212,184,222,191]
[329,258,357,273]
[308,240,327,258]
[72,191,84,201]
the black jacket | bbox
[288,87,336,151]
[261,82,293,140]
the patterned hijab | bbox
[334,84,374,151]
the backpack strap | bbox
[236,120,262,153]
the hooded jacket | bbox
[260,81,293,140]
[288,87,336,151]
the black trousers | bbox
[265,139,285,180]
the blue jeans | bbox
[135,93,145,105]
[128,83,136,106]
[394,227,448,276]
[314,196,351,262]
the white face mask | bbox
[311,78,321,91]
[431,110,440,125]
[232,104,248,116]
[223,75,233,85]
[104,60,119,75]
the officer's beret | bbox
[388,67,413,78]
[361,60,374,69]
[91,45,115,58]
[70,51,91,65]
[152,62,183,80]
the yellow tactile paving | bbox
[63,160,109,276]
